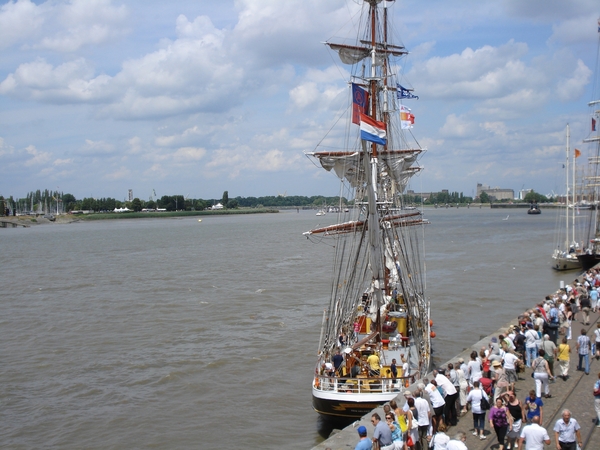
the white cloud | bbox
[439,114,478,138]
[36,0,129,52]
[0,57,113,102]
[0,0,128,52]
[409,41,535,100]
[23,144,51,166]
[0,136,15,157]
[556,59,591,101]
[173,146,206,162]
[289,66,346,111]
[105,165,130,180]
[0,0,44,49]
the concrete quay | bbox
[312,311,600,450]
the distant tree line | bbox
[402,191,473,205]
[3,188,552,215]
[1,190,349,215]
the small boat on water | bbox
[305,0,430,419]
[577,19,600,271]
[527,203,541,215]
[552,125,582,271]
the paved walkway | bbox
[312,311,600,450]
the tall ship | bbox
[578,19,600,271]
[305,0,430,419]
[552,125,583,271]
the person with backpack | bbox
[532,349,554,399]
[489,397,512,450]
[466,380,489,440]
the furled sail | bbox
[308,150,422,190]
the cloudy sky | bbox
[0,0,599,201]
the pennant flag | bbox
[351,84,369,125]
[574,148,581,158]
[400,105,415,129]
[593,117,597,132]
[396,84,419,100]
[359,113,387,145]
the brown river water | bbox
[0,207,580,448]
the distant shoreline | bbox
[1,208,279,226]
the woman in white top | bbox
[532,349,554,398]
[428,421,450,450]
[467,350,482,385]
[466,380,489,440]
[454,362,469,415]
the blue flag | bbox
[396,84,418,100]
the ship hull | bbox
[312,387,397,419]
[577,253,600,271]
[551,255,582,271]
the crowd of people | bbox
[352,269,600,450]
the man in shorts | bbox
[503,350,521,392]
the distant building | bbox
[519,189,533,200]
[405,190,433,200]
[128,189,133,201]
[211,203,224,210]
[476,183,514,201]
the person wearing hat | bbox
[492,360,509,401]
[355,425,372,450]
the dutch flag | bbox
[359,113,387,145]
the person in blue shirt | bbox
[523,390,544,424]
[355,425,372,450]
[371,413,393,449]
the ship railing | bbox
[313,373,416,394]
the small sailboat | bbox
[552,125,582,271]
[305,0,430,419]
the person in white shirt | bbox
[503,351,522,392]
[524,324,539,367]
[428,422,451,450]
[454,362,469,416]
[434,369,459,426]
[518,415,550,450]
[553,409,582,450]
[466,380,489,440]
[467,351,482,385]
[459,357,469,379]
[425,378,446,433]
[414,390,432,445]
[446,431,468,450]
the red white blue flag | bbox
[360,113,387,145]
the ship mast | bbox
[365,0,385,324]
